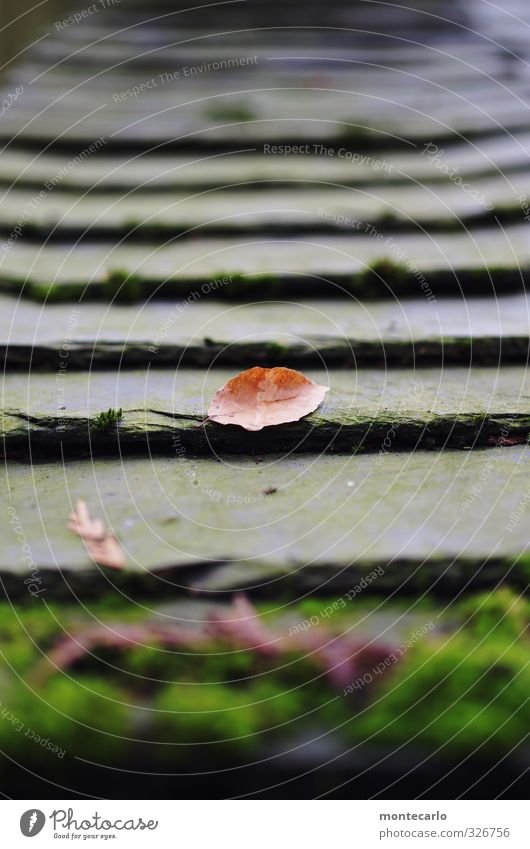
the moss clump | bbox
[92,408,123,431]
[0,634,349,767]
[378,209,401,226]
[459,587,529,641]
[222,272,281,300]
[25,281,82,303]
[104,269,143,302]
[354,629,530,754]
[264,341,292,362]
[154,684,260,756]
[151,648,347,762]
[0,675,130,763]
[338,124,379,144]
[0,591,528,770]
[357,258,409,296]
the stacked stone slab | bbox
[0,0,529,798]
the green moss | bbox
[0,593,529,766]
[154,684,259,753]
[222,272,282,300]
[5,261,530,305]
[378,209,401,226]
[357,258,409,294]
[0,674,130,765]
[0,594,349,761]
[104,269,143,302]
[151,649,347,757]
[92,408,123,431]
[355,631,530,753]
[25,281,82,303]
[459,588,529,640]
[264,341,291,361]
[123,218,141,232]
[338,124,379,144]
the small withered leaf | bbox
[208,366,328,431]
[68,499,126,570]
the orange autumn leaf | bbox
[208,366,328,431]
[68,499,126,570]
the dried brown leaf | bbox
[487,435,527,447]
[33,594,402,696]
[207,594,282,656]
[33,621,208,683]
[208,366,328,431]
[68,499,126,570]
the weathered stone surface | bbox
[2,226,529,301]
[26,17,498,52]
[1,293,529,368]
[3,132,529,191]
[29,38,509,80]
[2,366,530,456]
[0,176,526,236]
[2,0,530,800]
[1,449,529,594]
[1,93,526,148]
[3,50,530,149]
